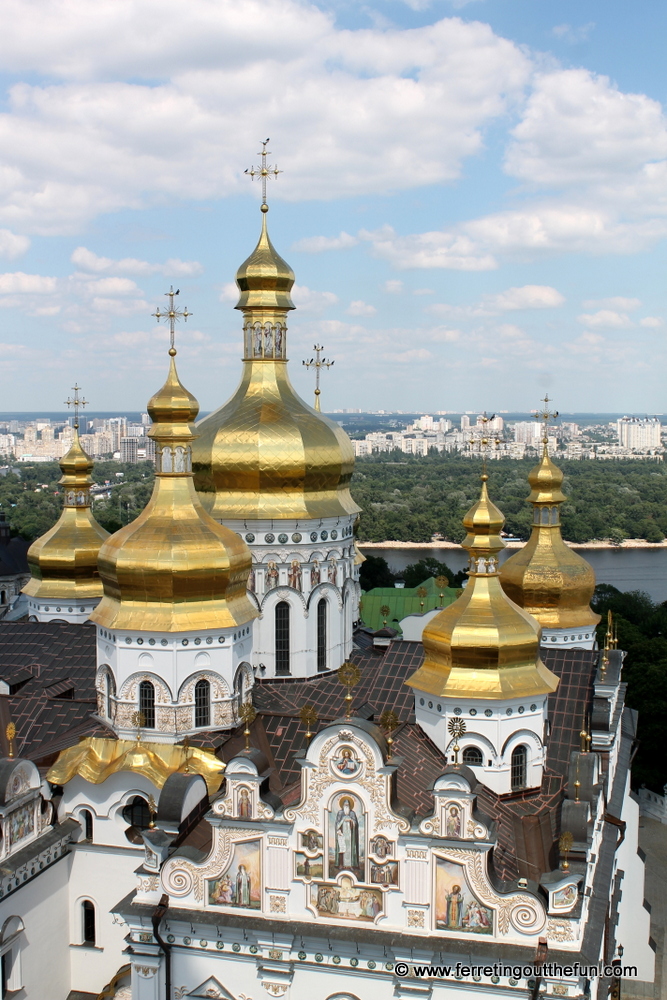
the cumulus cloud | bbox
[291,284,338,313]
[292,232,358,253]
[577,309,634,328]
[71,246,202,276]
[346,300,376,316]
[0,230,29,259]
[552,23,595,44]
[639,316,664,328]
[482,285,565,310]
[0,3,530,233]
[384,280,403,293]
[0,272,57,294]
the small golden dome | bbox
[406,478,558,700]
[23,430,109,602]
[193,207,359,522]
[235,207,295,312]
[90,350,257,632]
[499,446,600,630]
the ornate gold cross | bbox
[534,394,559,450]
[245,138,282,207]
[302,345,334,412]
[64,383,88,431]
[153,286,192,353]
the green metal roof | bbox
[359,576,459,633]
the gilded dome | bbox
[23,430,109,601]
[407,478,558,700]
[193,207,359,522]
[499,446,600,630]
[90,350,257,632]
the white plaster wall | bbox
[613,782,655,982]
[540,627,596,650]
[29,595,100,624]
[400,608,442,642]
[60,772,161,851]
[0,856,71,1000]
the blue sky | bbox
[0,0,666,413]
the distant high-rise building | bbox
[119,437,138,463]
[617,416,662,450]
[513,420,543,444]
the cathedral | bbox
[0,163,654,1000]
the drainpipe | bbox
[152,893,171,1000]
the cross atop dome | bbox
[534,394,559,447]
[64,383,88,430]
[153,286,192,354]
[245,138,282,210]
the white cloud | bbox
[0,230,29,259]
[639,316,664,328]
[71,246,202,276]
[552,23,595,44]
[219,282,238,303]
[292,232,358,253]
[291,284,338,313]
[482,285,565,310]
[0,4,530,233]
[0,272,57,294]
[577,309,634,328]
[370,229,497,270]
[582,296,641,311]
[384,280,403,294]
[72,276,144,297]
[346,300,376,316]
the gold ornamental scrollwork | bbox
[161,827,247,902]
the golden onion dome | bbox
[499,444,600,630]
[23,429,109,601]
[193,206,359,522]
[407,477,558,700]
[90,348,257,632]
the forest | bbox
[2,451,667,545]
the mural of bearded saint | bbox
[328,557,338,586]
[288,559,302,591]
[310,560,321,588]
[335,796,360,872]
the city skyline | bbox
[0,1,665,412]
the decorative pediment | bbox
[186,978,236,999]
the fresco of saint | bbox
[332,747,360,777]
[310,560,321,587]
[238,788,251,819]
[328,558,338,585]
[435,858,493,935]
[329,793,364,879]
[446,804,461,838]
[265,561,279,590]
[288,559,302,591]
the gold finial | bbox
[239,702,257,750]
[574,755,581,801]
[5,722,16,759]
[147,793,157,828]
[153,286,192,354]
[380,604,390,627]
[447,717,466,765]
[64,383,88,431]
[181,735,192,773]
[379,709,399,755]
[302,345,334,412]
[435,575,448,605]
[131,710,145,744]
[534,394,559,454]
[559,830,574,870]
[338,660,361,718]
[417,586,427,610]
[245,138,282,211]
[580,709,589,753]
[300,704,318,744]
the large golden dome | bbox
[90,349,257,632]
[193,206,359,522]
[407,477,558,700]
[23,430,109,601]
[499,445,600,630]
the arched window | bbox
[81,810,93,841]
[194,679,211,728]
[317,598,327,672]
[511,744,527,791]
[122,795,152,844]
[462,746,483,766]
[82,901,96,946]
[138,680,155,729]
[275,601,290,676]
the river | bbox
[359,545,667,604]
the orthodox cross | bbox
[153,286,192,353]
[447,717,466,765]
[302,344,334,411]
[64,383,88,431]
[468,412,499,477]
[300,704,318,745]
[245,138,282,208]
[338,660,361,718]
[239,702,257,751]
[534,394,559,449]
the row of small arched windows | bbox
[106,678,213,730]
[461,744,528,791]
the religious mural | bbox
[295,853,323,879]
[301,830,323,852]
[370,836,393,859]
[445,803,462,838]
[7,804,34,847]
[435,858,493,934]
[552,884,578,910]
[311,878,383,921]
[310,560,321,587]
[237,787,251,819]
[328,793,365,880]
[265,561,279,590]
[287,560,302,591]
[332,746,361,777]
[208,839,261,910]
[370,861,399,886]
[328,558,338,585]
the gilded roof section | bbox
[500,448,600,629]
[235,209,295,312]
